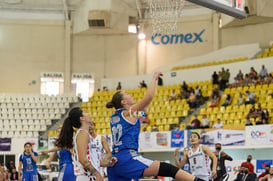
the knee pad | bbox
[158,162,179,178]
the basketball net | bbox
[148,0,185,36]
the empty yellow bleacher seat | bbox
[164,125,170,131]
[180,123,186,130]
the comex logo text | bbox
[151,29,206,45]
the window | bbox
[71,74,94,102]
[40,72,64,96]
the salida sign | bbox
[151,29,206,45]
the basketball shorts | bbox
[22,172,38,181]
[107,149,153,181]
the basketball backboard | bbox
[186,0,247,19]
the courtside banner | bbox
[155,132,170,148]
[0,138,11,151]
[187,129,245,147]
[171,130,184,148]
[256,160,273,173]
[225,160,246,180]
[247,124,273,145]
[140,132,154,148]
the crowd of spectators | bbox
[0,161,18,181]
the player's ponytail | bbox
[106,91,123,110]
[55,107,83,149]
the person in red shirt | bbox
[241,155,254,174]
[257,165,270,181]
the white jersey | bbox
[188,145,211,181]
[73,129,99,181]
[90,134,105,176]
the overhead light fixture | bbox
[138,33,146,40]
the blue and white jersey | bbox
[57,149,73,167]
[19,152,38,173]
[110,108,140,153]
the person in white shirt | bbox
[174,132,217,181]
[88,121,117,177]
[213,119,224,129]
[200,115,210,128]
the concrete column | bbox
[64,20,71,93]
[212,13,220,50]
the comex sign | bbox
[151,29,206,45]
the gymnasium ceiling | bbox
[0,0,205,19]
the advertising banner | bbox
[256,160,273,173]
[38,137,48,151]
[187,129,245,147]
[171,130,184,148]
[155,132,170,148]
[248,124,273,145]
[0,138,11,151]
[140,132,154,148]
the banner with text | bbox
[0,138,11,151]
[171,130,184,148]
[187,129,245,147]
[248,124,273,145]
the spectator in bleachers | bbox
[179,86,189,99]
[255,117,267,125]
[103,86,109,91]
[213,118,223,129]
[259,65,268,79]
[265,73,273,84]
[249,67,258,84]
[186,115,201,129]
[244,74,252,86]
[195,86,202,104]
[6,161,15,173]
[261,108,269,122]
[210,87,220,108]
[152,125,159,132]
[187,90,197,109]
[245,118,253,126]
[0,164,5,181]
[212,71,219,86]
[116,82,122,90]
[168,90,177,101]
[226,69,231,84]
[244,91,256,105]
[157,76,163,86]
[222,94,232,107]
[219,67,228,90]
[234,69,244,86]
[247,105,257,119]
[238,93,245,106]
[200,115,210,128]
[182,81,188,92]
[10,168,18,181]
[139,80,147,88]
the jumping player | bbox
[106,72,205,181]
[18,142,38,181]
[174,132,217,181]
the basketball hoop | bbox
[148,0,185,36]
